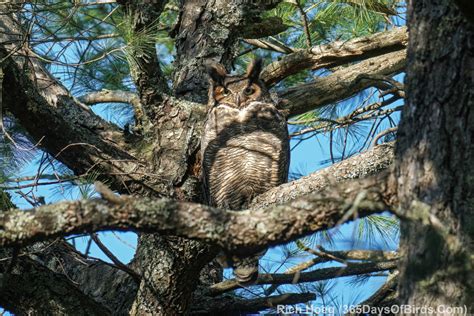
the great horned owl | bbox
[201,59,290,284]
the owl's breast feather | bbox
[212,101,284,128]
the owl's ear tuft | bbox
[246,58,263,82]
[205,62,227,85]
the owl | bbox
[201,59,290,284]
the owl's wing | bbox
[200,113,218,207]
[276,110,291,185]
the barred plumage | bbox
[201,59,289,284]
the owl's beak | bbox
[234,94,241,107]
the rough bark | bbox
[172,0,282,103]
[0,251,112,316]
[261,26,407,86]
[251,142,395,209]
[0,1,412,314]
[280,49,406,116]
[0,172,391,253]
[396,0,474,313]
[191,293,315,315]
[127,2,284,314]
[209,260,398,295]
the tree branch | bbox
[78,90,140,107]
[279,49,406,116]
[191,293,315,314]
[357,272,398,308]
[0,239,138,314]
[262,27,407,87]
[251,142,396,209]
[0,171,392,252]
[0,11,158,195]
[265,249,399,295]
[0,248,112,315]
[90,233,141,283]
[243,38,294,54]
[0,139,396,248]
[208,260,398,296]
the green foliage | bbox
[355,214,399,247]
[0,190,14,211]
[2,2,406,310]
[265,0,400,50]
[115,12,174,80]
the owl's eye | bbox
[243,87,255,95]
[215,86,230,97]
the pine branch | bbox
[251,142,396,209]
[265,249,399,295]
[0,172,392,251]
[0,249,112,315]
[191,293,315,314]
[208,260,398,296]
[290,106,403,137]
[279,49,406,116]
[262,27,407,87]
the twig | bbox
[290,106,403,138]
[372,127,398,147]
[90,233,141,283]
[94,181,123,204]
[296,0,312,47]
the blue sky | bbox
[6,100,400,313]
[1,3,405,312]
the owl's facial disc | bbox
[214,81,262,108]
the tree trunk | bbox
[396,0,474,313]
[127,1,283,314]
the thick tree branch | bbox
[191,293,315,314]
[262,27,407,87]
[279,49,406,116]
[78,90,140,107]
[251,143,396,209]
[208,260,398,296]
[0,240,137,314]
[0,12,158,195]
[0,172,391,252]
[0,249,112,315]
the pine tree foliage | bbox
[0,0,406,313]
